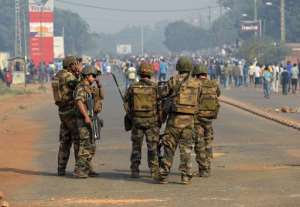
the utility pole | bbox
[254,0,258,37]
[15,0,23,57]
[280,0,286,43]
[254,0,257,21]
[22,0,28,59]
[208,6,212,28]
[141,25,144,56]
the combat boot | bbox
[73,170,88,179]
[88,163,99,177]
[181,175,192,185]
[131,170,140,178]
[158,175,168,184]
[199,168,211,178]
[57,168,66,176]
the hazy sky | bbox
[56,0,218,33]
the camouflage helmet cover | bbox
[139,63,153,76]
[63,56,77,69]
[176,57,193,72]
[82,66,98,76]
[193,64,208,75]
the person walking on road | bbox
[281,68,289,96]
[4,69,13,88]
[272,64,280,94]
[291,63,299,94]
[262,66,272,99]
[254,64,261,88]
[233,62,241,87]
[159,59,168,81]
[125,63,137,89]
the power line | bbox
[56,0,220,13]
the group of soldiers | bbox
[124,57,220,184]
[51,55,220,184]
[51,56,104,178]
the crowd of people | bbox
[202,59,300,98]
[118,57,171,88]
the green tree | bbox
[0,0,15,54]
[54,8,95,55]
[237,37,290,64]
[217,0,300,43]
[164,21,211,52]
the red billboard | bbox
[28,0,54,66]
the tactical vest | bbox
[171,76,199,115]
[197,79,220,119]
[51,70,76,109]
[131,83,157,118]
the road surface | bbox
[2,77,300,207]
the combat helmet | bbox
[138,63,153,77]
[63,56,77,69]
[82,66,98,76]
[176,57,193,73]
[193,64,208,75]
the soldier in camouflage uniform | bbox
[159,57,201,184]
[193,64,220,177]
[74,66,103,178]
[51,56,80,176]
[124,63,160,178]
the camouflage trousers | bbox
[74,119,96,174]
[194,120,214,172]
[130,126,159,173]
[160,125,194,179]
[58,114,79,171]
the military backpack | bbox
[197,80,220,119]
[131,84,157,118]
[172,77,199,115]
[51,70,64,106]
[51,70,76,108]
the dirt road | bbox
[1,79,300,207]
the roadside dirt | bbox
[0,86,52,197]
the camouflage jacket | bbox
[124,78,159,128]
[74,80,95,118]
[195,78,221,124]
[55,69,79,114]
[165,73,202,129]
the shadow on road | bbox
[114,169,181,176]
[0,168,57,177]
[94,171,157,184]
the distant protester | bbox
[4,69,13,88]
[291,63,299,94]
[281,68,289,96]
[262,66,272,99]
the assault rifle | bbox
[111,72,133,131]
[87,93,103,143]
